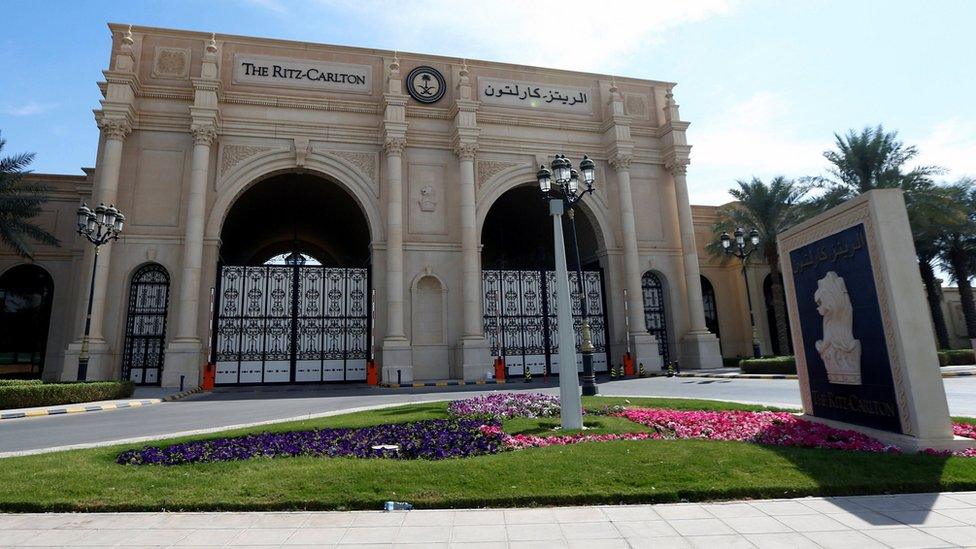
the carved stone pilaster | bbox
[98,117,132,142]
[383,137,406,156]
[608,155,632,172]
[453,142,478,160]
[191,124,218,146]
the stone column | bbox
[456,142,492,379]
[380,137,413,382]
[162,124,216,387]
[669,160,722,368]
[610,155,661,369]
[86,120,129,342]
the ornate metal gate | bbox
[121,264,170,385]
[483,269,609,378]
[641,271,670,366]
[211,265,369,385]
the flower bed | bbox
[478,424,661,450]
[448,392,560,419]
[620,408,900,454]
[117,419,501,465]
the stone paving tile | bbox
[171,528,247,546]
[880,509,968,528]
[550,506,607,523]
[505,523,564,541]
[774,513,852,532]
[743,532,820,548]
[749,500,820,516]
[921,525,976,546]
[338,525,398,544]
[826,509,905,529]
[503,508,556,524]
[612,519,680,538]
[721,515,793,534]
[798,496,870,514]
[800,529,890,549]
[282,526,348,545]
[699,502,765,518]
[845,494,930,512]
[449,524,508,543]
[935,506,976,525]
[446,542,507,549]
[401,510,455,526]
[452,510,505,525]
[116,528,194,546]
[667,518,736,537]
[396,525,452,543]
[557,521,621,539]
[248,511,311,528]
[625,537,693,549]
[653,503,714,520]
[599,505,661,522]
[685,533,755,548]
[565,539,630,549]
[350,511,406,527]
[862,525,959,548]
[155,511,256,529]
[901,493,976,509]
[303,513,357,528]
[231,527,299,545]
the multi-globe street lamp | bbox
[536,154,597,429]
[720,227,762,358]
[75,203,125,380]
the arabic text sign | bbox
[788,223,902,434]
[233,55,372,94]
[478,78,593,114]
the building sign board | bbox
[478,77,593,114]
[778,189,963,451]
[233,55,372,94]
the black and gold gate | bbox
[483,269,610,378]
[211,265,370,385]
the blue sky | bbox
[1,0,973,205]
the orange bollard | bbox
[623,352,635,377]
[494,357,506,380]
[202,363,216,390]
[366,360,379,385]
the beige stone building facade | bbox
[2,23,782,387]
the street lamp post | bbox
[537,154,597,429]
[75,203,125,381]
[720,227,761,358]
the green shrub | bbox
[739,356,796,375]
[943,349,975,366]
[937,351,950,366]
[0,381,134,409]
[722,356,744,368]
[0,379,43,387]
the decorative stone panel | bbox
[624,93,648,119]
[219,145,272,176]
[152,47,190,79]
[477,160,520,189]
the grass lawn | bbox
[1,396,974,512]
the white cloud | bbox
[687,91,832,205]
[2,101,59,116]
[913,118,976,180]
[295,0,736,73]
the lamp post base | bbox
[581,351,598,396]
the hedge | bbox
[0,379,43,387]
[739,356,796,375]
[0,381,134,410]
[939,349,975,366]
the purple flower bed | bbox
[447,392,560,419]
[116,418,503,466]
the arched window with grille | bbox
[700,275,720,338]
[121,264,170,385]
[641,271,670,366]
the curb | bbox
[942,371,976,378]
[0,399,161,421]
[379,379,509,388]
[0,386,202,421]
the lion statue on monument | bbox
[814,271,862,385]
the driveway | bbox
[2,377,974,455]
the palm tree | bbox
[910,184,961,349]
[711,176,809,355]
[937,180,976,342]
[0,134,58,258]
[809,125,953,346]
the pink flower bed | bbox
[923,423,976,458]
[619,408,901,454]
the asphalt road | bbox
[2,376,975,455]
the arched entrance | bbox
[121,263,170,385]
[0,265,53,378]
[211,173,372,385]
[641,271,670,366]
[700,274,721,355]
[480,185,610,377]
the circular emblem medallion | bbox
[406,66,446,104]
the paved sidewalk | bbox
[2,492,976,547]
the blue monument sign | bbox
[778,190,968,452]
